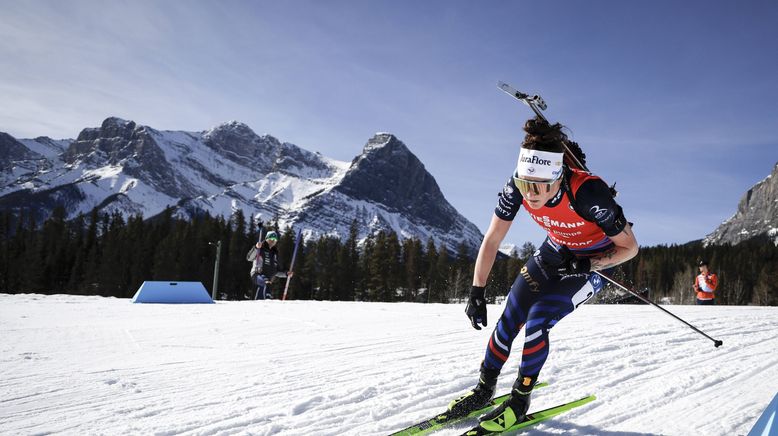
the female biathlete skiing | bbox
[447,117,639,434]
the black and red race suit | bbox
[484,168,630,377]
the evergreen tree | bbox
[0,211,10,292]
[24,213,45,292]
[385,232,402,301]
[314,236,339,300]
[227,210,248,299]
[487,250,512,302]
[423,238,439,303]
[518,242,536,262]
[367,231,388,301]
[358,234,375,301]
[126,214,151,295]
[753,262,778,305]
[402,237,423,302]
[434,241,450,303]
[334,221,359,301]
[39,206,70,293]
[285,233,306,300]
[3,204,777,306]
[452,242,471,301]
[297,239,317,300]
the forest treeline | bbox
[1,207,776,305]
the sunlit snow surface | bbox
[1,294,776,435]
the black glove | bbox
[465,286,487,330]
[557,247,592,275]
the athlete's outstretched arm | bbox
[473,214,513,287]
[590,223,639,271]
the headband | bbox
[515,148,564,180]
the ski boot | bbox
[447,363,500,418]
[473,374,536,433]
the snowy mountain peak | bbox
[1,132,41,167]
[330,133,478,246]
[102,116,135,129]
[204,120,256,139]
[91,117,143,140]
[201,121,280,170]
[63,117,163,167]
[362,132,403,154]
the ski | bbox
[387,382,548,436]
[460,394,596,435]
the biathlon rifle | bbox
[497,81,590,173]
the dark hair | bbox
[522,117,587,168]
[522,117,566,153]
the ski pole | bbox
[251,214,263,301]
[595,271,723,348]
[281,228,302,301]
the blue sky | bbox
[1,0,776,247]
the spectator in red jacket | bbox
[693,260,718,305]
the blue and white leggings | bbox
[483,240,605,378]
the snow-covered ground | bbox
[1,293,776,436]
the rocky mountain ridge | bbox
[0,118,483,253]
[704,162,778,246]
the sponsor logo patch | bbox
[590,273,602,291]
[528,212,586,229]
[519,155,552,166]
[520,265,540,292]
[589,205,612,221]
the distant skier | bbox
[449,117,639,433]
[693,260,718,305]
[246,231,292,300]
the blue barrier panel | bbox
[131,281,214,304]
[749,392,778,436]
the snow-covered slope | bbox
[1,293,775,435]
[0,118,483,252]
